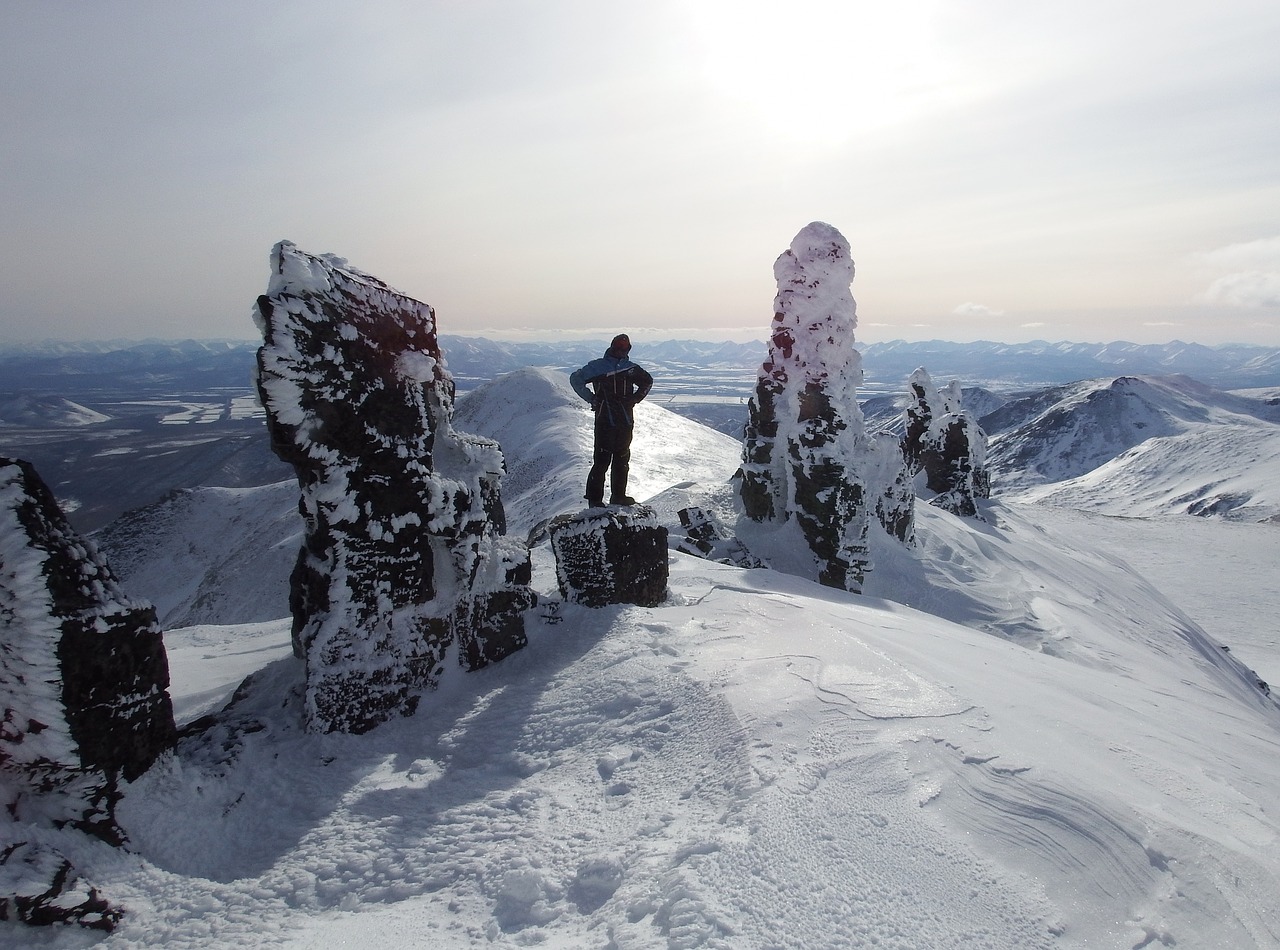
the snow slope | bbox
[0,394,110,427]
[989,375,1280,520]
[21,520,1277,949]
[1013,423,1280,521]
[12,368,1280,948]
[453,367,744,536]
[97,481,302,628]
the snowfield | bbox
[8,367,1280,948]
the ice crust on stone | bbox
[738,222,913,591]
[0,458,175,837]
[904,366,991,517]
[253,242,534,735]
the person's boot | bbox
[609,494,636,506]
[585,492,605,508]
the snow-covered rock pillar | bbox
[253,242,535,734]
[737,222,875,592]
[902,368,990,517]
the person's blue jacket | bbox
[570,351,653,428]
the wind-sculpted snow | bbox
[44,536,1275,949]
[29,350,1280,943]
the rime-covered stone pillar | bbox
[737,222,877,591]
[254,242,535,734]
[1,456,174,931]
[902,368,990,517]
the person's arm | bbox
[569,365,597,404]
[633,366,653,403]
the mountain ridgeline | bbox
[1,335,1279,533]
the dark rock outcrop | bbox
[902,368,990,517]
[0,457,175,844]
[0,841,120,931]
[549,506,668,608]
[253,242,535,734]
[1,456,175,931]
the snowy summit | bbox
[3,228,1280,948]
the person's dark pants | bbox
[586,423,633,504]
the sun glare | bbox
[688,0,951,148]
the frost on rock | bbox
[903,368,991,517]
[549,506,668,608]
[0,457,175,930]
[737,222,912,591]
[253,242,535,735]
[0,841,120,931]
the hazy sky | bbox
[3,0,1279,346]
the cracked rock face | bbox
[254,242,534,734]
[903,368,990,517]
[1,457,175,847]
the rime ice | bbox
[903,367,991,516]
[738,222,906,591]
[253,242,534,734]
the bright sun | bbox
[687,0,953,147]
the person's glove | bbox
[591,393,603,410]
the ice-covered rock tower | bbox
[738,222,878,591]
[902,368,990,517]
[254,242,535,734]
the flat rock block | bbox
[549,506,668,608]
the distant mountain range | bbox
[4,337,1280,532]
[4,336,1280,392]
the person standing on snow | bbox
[570,333,653,508]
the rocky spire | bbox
[737,222,875,591]
[253,242,535,734]
[903,367,991,517]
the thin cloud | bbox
[1199,236,1280,270]
[953,302,1005,318]
[1020,322,1048,329]
[1142,321,1183,327]
[1203,272,1280,309]
[1198,236,1280,309]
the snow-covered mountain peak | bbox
[988,373,1280,497]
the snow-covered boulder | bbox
[548,506,668,608]
[673,506,763,568]
[0,457,175,844]
[253,242,535,734]
[902,367,990,517]
[737,222,912,591]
